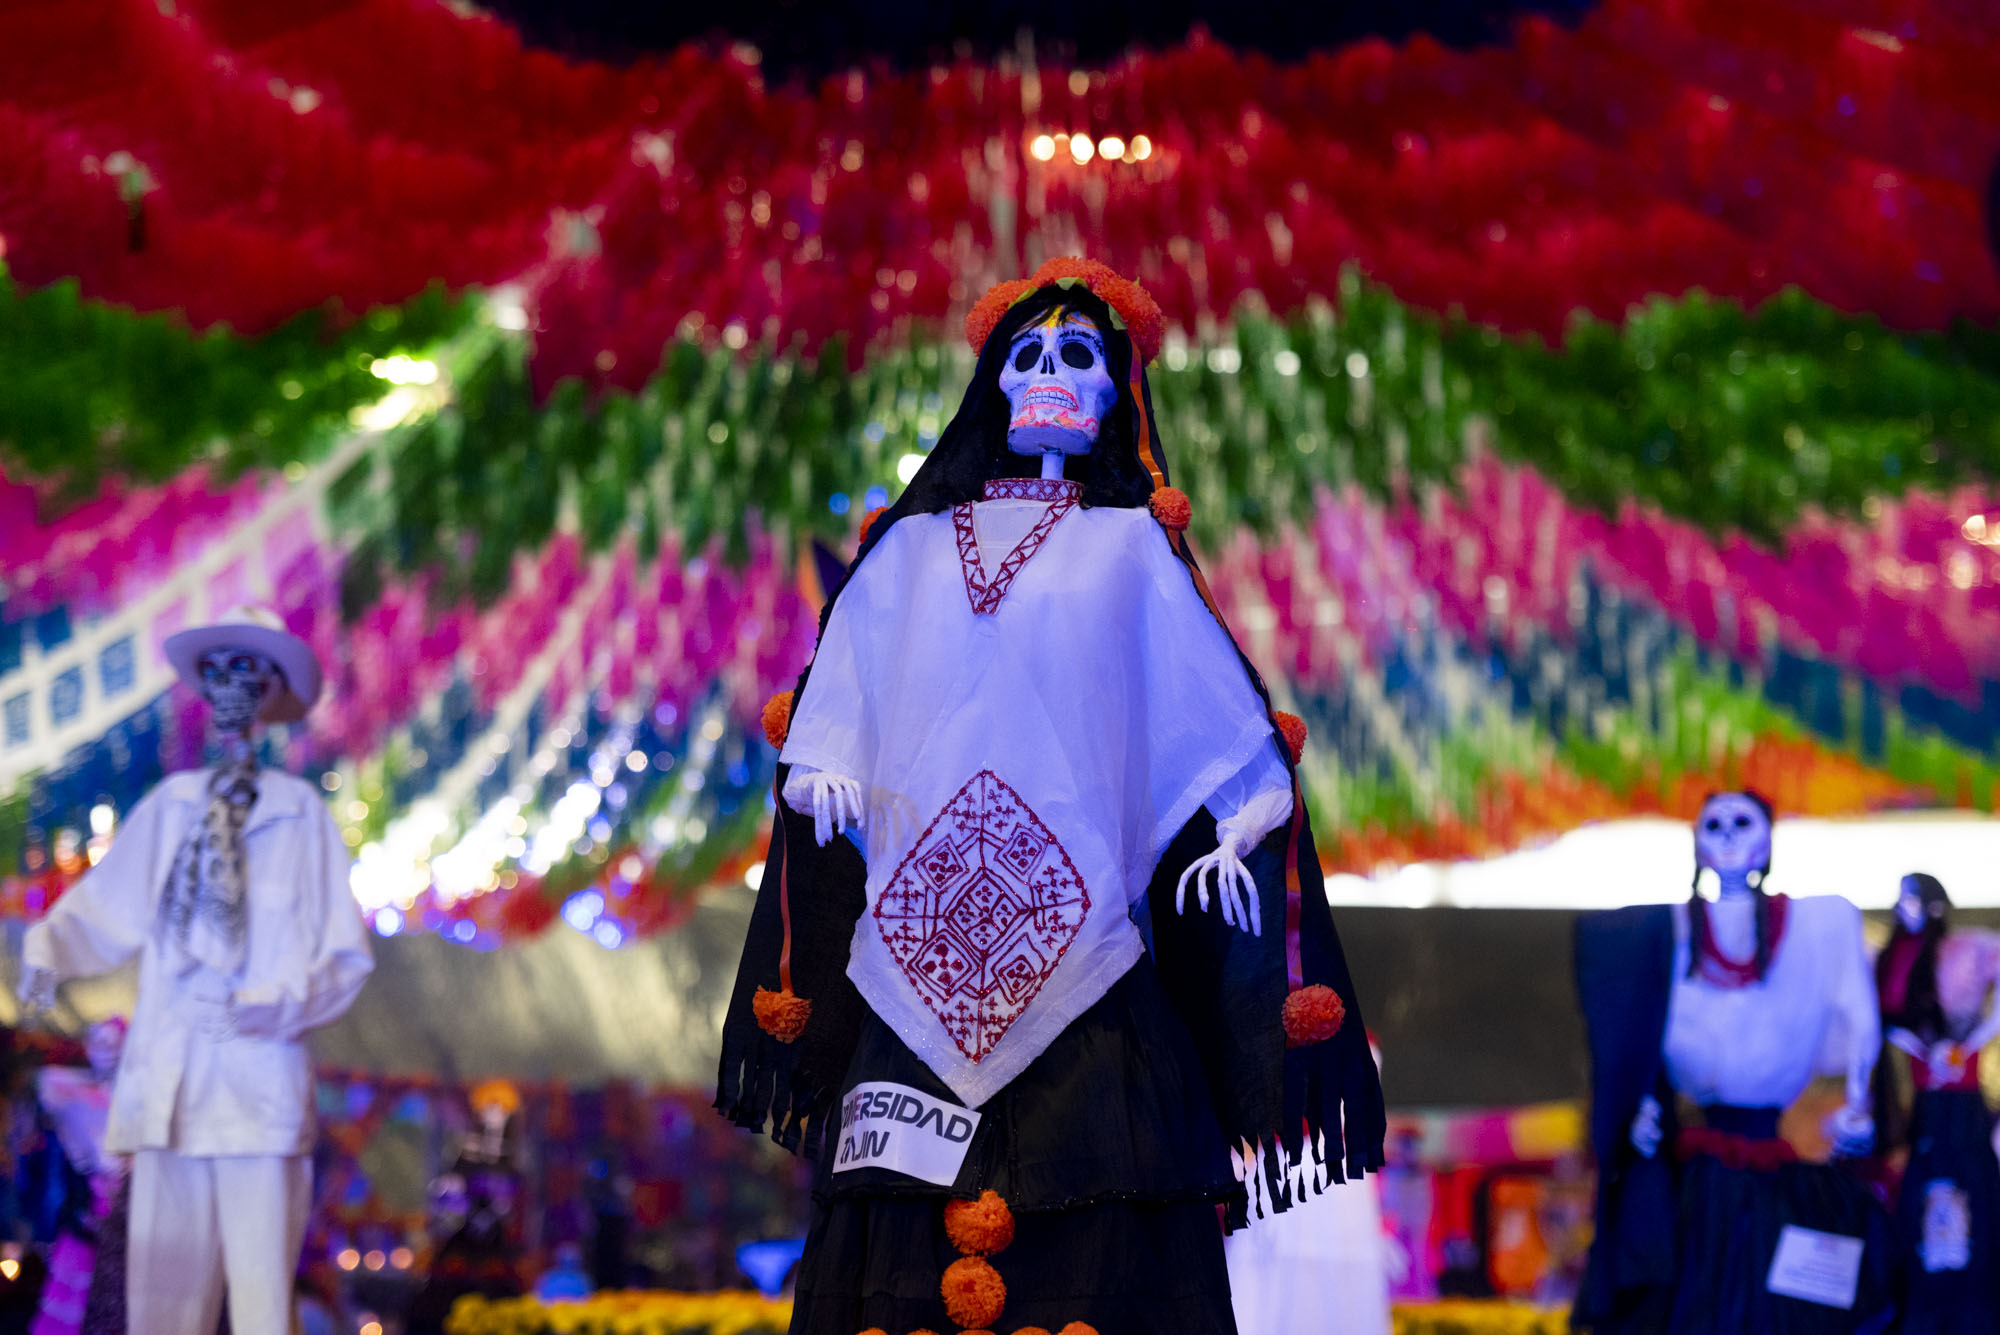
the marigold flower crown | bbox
[965,257,1165,366]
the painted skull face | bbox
[1897,877,1928,932]
[1896,873,1949,933]
[1694,792,1771,877]
[197,647,279,733]
[999,310,1116,456]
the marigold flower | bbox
[964,280,1036,356]
[1274,711,1307,764]
[940,1256,1006,1328]
[752,986,811,1042]
[965,259,1164,365]
[944,1189,1015,1256]
[1148,486,1191,532]
[1282,983,1346,1047]
[762,691,793,748]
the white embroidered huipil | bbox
[23,769,375,1156]
[782,481,1290,1108]
[1663,894,1880,1110]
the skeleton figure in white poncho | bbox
[782,307,1293,1109]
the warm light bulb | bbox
[1131,134,1153,160]
[1069,134,1095,165]
[1098,136,1126,161]
[1028,134,1056,161]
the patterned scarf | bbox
[158,747,258,978]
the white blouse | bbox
[781,498,1290,1108]
[1662,893,1879,1109]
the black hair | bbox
[1879,872,1953,1043]
[1686,789,1778,981]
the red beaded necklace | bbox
[1692,893,1790,988]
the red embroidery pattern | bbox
[1693,893,1790,988]
[952,498,1075,614]
[982,477,1083,503]
[875,771,1089,1063]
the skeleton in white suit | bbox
[18,606,374,1335]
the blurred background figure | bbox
[28,1017,124,1335]
[1574,792,1891,1334]
[1877,873,2000,1333]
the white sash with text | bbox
[831,1081,980,1186]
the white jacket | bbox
[24,768,374,1156]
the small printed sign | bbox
[1920,1179,1972,1273]
[831,1080,980,1186]
[1766,1224,1865,1310]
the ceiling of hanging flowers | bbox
[2,0,1998,947]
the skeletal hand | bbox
[17,965,57,1014]
[1825,1102,1874,1157]
[187,992,239,1042]
[1629,1094,1663,1159]
[1175,829,1261,936]
[803,773,865,848]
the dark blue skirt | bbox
[1667,1106,1896,1335]
[1896,1088,2000,1335]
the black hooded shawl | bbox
[714,283,1386,1215]
[1572,904,1678,1334]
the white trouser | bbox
[127,1150,312,1335]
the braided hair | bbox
[1879,873,1953,1043]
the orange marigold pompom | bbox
[943,1189,1015,1256]
[939,1256,1006,1329]
[1028,257,1165,365]
[762,691,794,748]
[1283,984,1346,1048]
[857,1329,888,1335]
[1148,486,1191,532]
[1057,1325,1102,1335]
[859,506,888,543]
[1012,1329,1053,1335]
[1274,711,1308,765]
[965,279,1036,354]
[1088,274,1165,366]
[752,986,812,1042]
[966,260,1164,365]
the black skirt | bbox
[1668,1107,1895,1335]
[789,956,1241,1335]
[1896,1088,2000,1335]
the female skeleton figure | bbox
[1575,791,1893,1334]
[716,260,1383,1335]
[1877,872,2000,1332]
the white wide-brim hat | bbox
[163,605,323,725]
